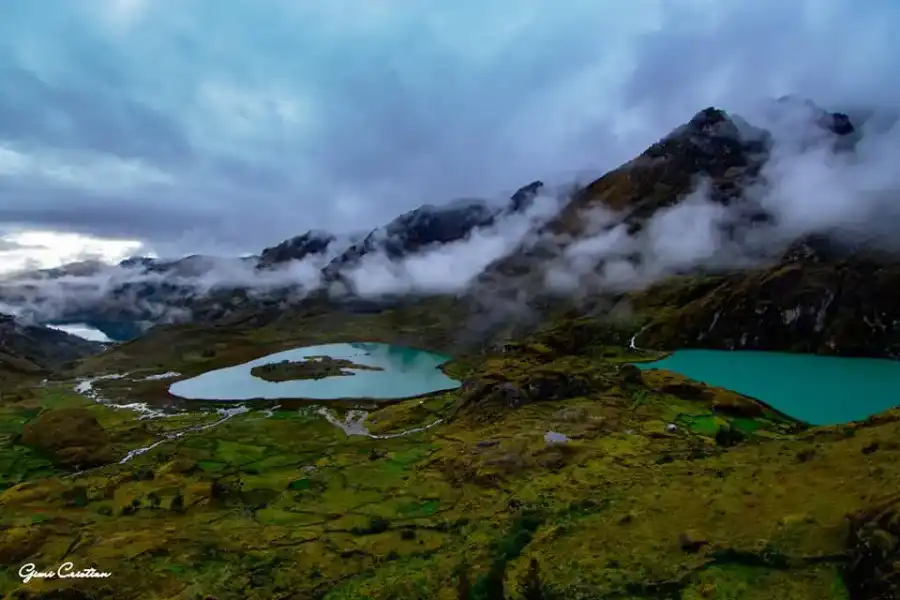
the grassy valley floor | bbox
[0,303,897,599]
[2,330,899,599]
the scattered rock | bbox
[507,498,524,510]
[544,431,570,445]
[618,512,636,525]
[796,449,816,463]
[641,420,675,438]
[678,530,709,553]
[170,494,185,512]
[475,440,499,448]
[843,495,900,600]
[714,425,746,448]
[862,442,880,455]
[532,445,575,470]
[498,382,530,408]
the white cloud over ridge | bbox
[0,0,898,254]
[1,0,900,328]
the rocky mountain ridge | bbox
[0,181,547,337]
[3,99,899,359]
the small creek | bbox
[168,342,461,401]
[635,349,900,425]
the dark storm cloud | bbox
[0,64,192,164]
[1,0,899,257]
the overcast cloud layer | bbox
[2,0,899,265]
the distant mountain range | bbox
[0,180,547,339]
[3,97,900,358]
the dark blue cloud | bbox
[0,0,899,257]
[0,64,192,163]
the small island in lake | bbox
[250,355,384,382]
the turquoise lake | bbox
[168,342,461,401]
[635,350,900,425]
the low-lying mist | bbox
[3,100,899,334]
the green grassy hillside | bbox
[1,308,897,599]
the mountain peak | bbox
[642,106,769,165]
[508,180,545,214]
[257,230,337,270]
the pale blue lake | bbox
[168,342,460,401]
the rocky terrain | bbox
[251,357,383,382]
[473,102,900,359]
[1,100,900,599]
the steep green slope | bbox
[0,315,104,388]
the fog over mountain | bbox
[2,0,900,333]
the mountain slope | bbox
[2,101,897,360]
[0,314,104,383]
[630,238,900,357]
[479,103,855,283]
[469,102,900,358]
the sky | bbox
[1,0,899,274]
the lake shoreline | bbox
[168,342,462,402]
[633,348,900,425]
